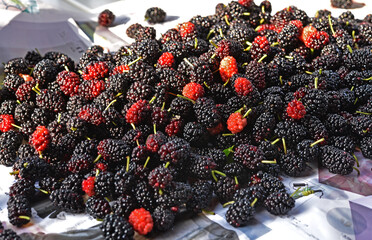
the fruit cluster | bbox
[1,0,371,239]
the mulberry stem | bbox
[213,170,226,177]
[328,15,335,36]
[164,162,170,168]
[126,156,130,172]
[310,138,325,147]
[11,123,22,129]
[250,198,258,207]
[352,154,359,167]
[224,15,230,25]
[271,138,280,145]
[202,209,215,215]
[290,187,302,197]
[242,108,252,118]
[209,40,218,48]
[346,45,353,54]
[282,137,287,154]
[222,201,235,208]
[355,111,371,115]
[234,176,239,185]
[93,154,102,163]
[206,29,215,40]
[262,159,277,164]
[258,54,267,63]
[143,156,150,169]
[104,99,117,111]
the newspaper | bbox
[0,8,91,77]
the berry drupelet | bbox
[50,188,85,213]
[225,199,256,227]
[85,196,112,219]
[101,213,134,240]
[320,146,355,175]
[264,191,295,215]
[128,208,153,235]
[98,9,115,27]
[145,7,166,24]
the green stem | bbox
[222,201,235,208]
[234,176,239,185]
[104,99,117,111]
[18,216,31,220]
[314,77,319,89]
[153,123,157,134]
[176,94,195,104]
[209,40,218,48]
[11,123,22,129]
[224,15,230,25]
[353,166,360,176]
[346,45,353,53]
[261,159,277,164]
[206,29,215,40]
[222,133,234,137]
[242,108,252,118]
[355,111,371,115]
[183,58,195,68]
[93,155,102,163]
[131,123,136,130]
[271,138,280,145]
[310,138,325,147]
[250,198,258,207]
[57,113,61,124]
[38,188,50,194]
[211,171,218,182]
[282,137,287,155]
[143,156,150,169]
[164,162,170,168]
[128,56,142,67]
[202,209,215,215]
[203,82,211,89]
[213,170,226,177]
[223,78,230,86]
[270,42,279,47]
[328,15,335,36]
[219,28,224,37]
[290,187,302,197]
[352,154,359,167]
[257,54,267,63]
[194,38,198,49]
[149,95,156,104]
[126,156,130,172]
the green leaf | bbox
[223,145,234,157]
